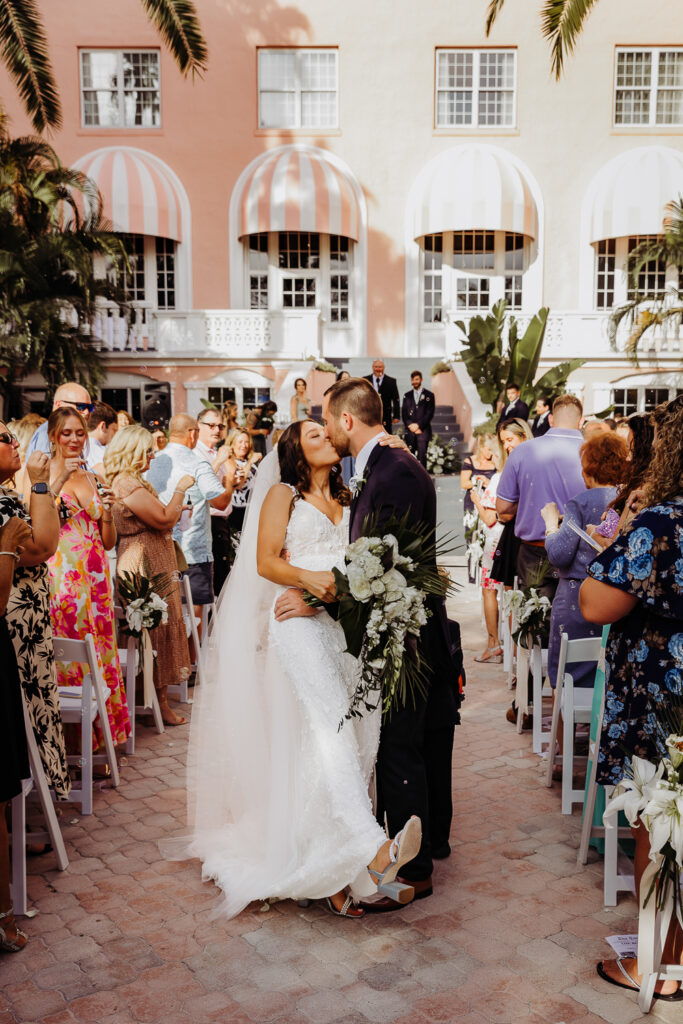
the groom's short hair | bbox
[324,377,382,426]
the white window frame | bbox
[243,232,353,326]
[613,47,683,128]
[79,49,161,129]
[611,384,683,415]
[111,234,176,310]
[592,236,677,310]
[420,230,527,323]
[257,48,339,130]
[435,49,517,129]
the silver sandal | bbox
[0,907,28,953]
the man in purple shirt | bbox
[496,394,586,598]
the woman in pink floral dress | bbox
[47,408,130,750]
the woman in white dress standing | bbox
[164,420,420,918]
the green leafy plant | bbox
[313,359,338,374]
[486,0,599,80]
[431,360,452,376]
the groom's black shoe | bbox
[432,842,451,860]
[359,875,433,913]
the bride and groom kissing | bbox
[165,377,460,919]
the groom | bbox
[274,378,459,909]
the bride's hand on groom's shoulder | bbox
[377,433,409,452]
[274,587,319,621]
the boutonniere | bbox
[418,394,424,402]
[348,471,367,497]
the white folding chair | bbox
[171,574,206,701]
[10,690,69,915]
[531,643,552,755]
[113,606,164,755]
[545,633,601,814]
[54,634,120,815]
[506,576,519,690]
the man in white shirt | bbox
[363,359,400,434]
[195,407,235,594]
[86,401,118,475]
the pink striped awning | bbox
[239,148,360,241]
[72,148,184,241]
[412,145,538,242]
[589,147,683,242]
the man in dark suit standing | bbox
[496,383,529,430]
[364,359,400,434]
[401,370,435,467]
[530,396,552,437]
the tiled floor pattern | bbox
[2,579,678,1024]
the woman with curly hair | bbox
[580,395,683,1001]
[105,426,194,727]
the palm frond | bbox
[141,0,208,77]
[0,0,61,131]
[485,0,507,35]
[541,0,599,79]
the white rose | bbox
[347,565,373,601]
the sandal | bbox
[474,646,503,664]
[0,908,28,953]
[597,958,683,1001]
[323,895,364,919]
[369,816,422,903]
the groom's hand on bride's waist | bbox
[274,588,319,622]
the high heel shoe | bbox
[369,816,422,903]
[0,907,28,952]
[322,895,364,918]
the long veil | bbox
[161,450,300,914]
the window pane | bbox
[259,51,296,90]
[121,234,145,301]
[259,92,296,128]
[627,235,666,299]
[478,89,514,126]
[616,51,652,88]
[437,51,473,90]
[300,51,336,89]
[155,237,175,309]
[278,232,320,270]
[644,387,671,408]
[301,92,337,127]
[656,89,683,124]
[479,52,515,90]
[248,233,268,271]
[595,238,616,309]
[81,50,160,128]
[122,51,160,127]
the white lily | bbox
[604,755,664,828]
[642,785,683,867]
[665,734,683,771]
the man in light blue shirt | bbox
[146,413,232,611]
[496,394,586,597]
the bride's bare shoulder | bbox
[261,482,296,513]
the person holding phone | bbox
[47,407,130,752]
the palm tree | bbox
[0,0,207,133]
[0,122,127,415]
[486,0,599,79]
[611,196,683,360]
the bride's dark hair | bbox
[278,420,351,507]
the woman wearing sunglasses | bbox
[47,408,131,752]
[104,425,195,727]
[0,424,73,808]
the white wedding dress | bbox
[162,453,386,918]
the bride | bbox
[164,419,420,918]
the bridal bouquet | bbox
[604,734,683,926]
[117,569,176,637]
[305,513,455,720]
[502,586,552,649]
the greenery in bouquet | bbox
[463,509,486,578]
[426,434,460,476]
[502,585,552,649]
[605,716,683,926]
[305,513,457,721]
[117,569,177,637]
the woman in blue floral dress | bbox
[580,394,683,1001]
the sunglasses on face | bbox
[0,432,18,446]
[64,401,94,414]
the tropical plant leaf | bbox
[509,307,549,399]
[0,0,61,131]
[531,358,585,403]
[541,0,599,80]
[140,0,208,77]
[485,0,507,35]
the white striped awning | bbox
[239,147,360,241]
[589,147,683,243]
[412,145,538,241]
[72,147,184,241]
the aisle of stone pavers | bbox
[2,577,678,1024]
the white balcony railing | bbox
[90,303,322,360]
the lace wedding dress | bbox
[162,454,386,918]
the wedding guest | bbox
[490,418,532,589]
[26,382,93,457]
[11,414,45,468]
[496,383,529,430]
[47,408,131,750]
[0,429,71,803]
[151,428,168,452]
[542,432,629,690]
[290,378,312,422]
[469,436,504,663]
[195,409,236,596]
[496,394,585,600]
[86,401,118,475]
[223,402,240,444]
[530,396,551,438]
[216,429,260,536]
[246,401,277,458]
[580,394,683,1000]
[105,426,194,726]
[461,434,498,584]
[604,412,655,534]
[363,359,400,434]
[582,419,610,439]
[0,512,32,954]
[117,410,134,429]
[401,371,435,467]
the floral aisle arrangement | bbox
[502,586,552,649]
[463,509,485,579]
[425,434,459,476]
[305,513,455,720]
[117,569,177,705]
[604,734,683,927]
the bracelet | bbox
[173,489,186,496]
[0,550,19,561]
